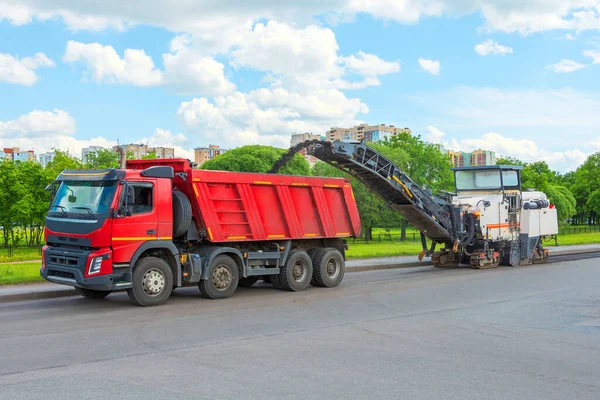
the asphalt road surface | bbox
[1,259,600,400]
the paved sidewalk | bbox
[1,243,599,304]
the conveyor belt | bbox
[270,140,456,244]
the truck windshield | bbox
[51,181,117,215]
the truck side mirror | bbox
[126,185,135,205]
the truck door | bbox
[112,180,159,264]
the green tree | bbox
[201,145,310,176]
[0,160,22,245]
[13,161,51,245]
[84,148,119,169]
[141,151,158,160]
[572,153,600,224]
[45,149,82,180]
[379,133,454,190]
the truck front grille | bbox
[48,270,76,280]
[49,255,79,267]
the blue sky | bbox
[1,1,599,172]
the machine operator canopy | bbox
[452,165,523,193]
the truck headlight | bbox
[88,256,103,275]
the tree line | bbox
[0,138,596,246]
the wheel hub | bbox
[213,265,232,290]
[326,259,340,279]
[292,261,307,282]
[142,269,165,295]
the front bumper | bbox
[40,246,131,291]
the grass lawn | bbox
[552,232,600,246]
[0,262,43,285]
[346,242,422,259]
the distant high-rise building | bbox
[38,152,56,167]
[113,144,175,160]
[444,149,495,167]
[194,145,227,166]
[290,133,321,166]
[326,124,411,142]
[82,146,106,162]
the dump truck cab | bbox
[41,165,178,294]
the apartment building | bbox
[113,143,175,160]
[1,147,35,162]
[447,149,496,167]
[194,145,227,166]
[38,152,56,167]
[326,124,411,142]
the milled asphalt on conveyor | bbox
[1,257,600,400]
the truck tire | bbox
[277,250,313,292]
[311,247,344,288]
[238,276,260,288]
[199,255,239,299]
[308,247,325,286]
[74,288,111,299]
[127,257,173,307]
[173,189,192,238]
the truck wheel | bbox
[277,250,313,292]
[312,247,345,288]
[74,288,111,299]
[238,276,259,288]
[127,257,173,307]
[173,190,192,238]
[308,248,325,287]
[199,255,239,299]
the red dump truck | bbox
[40,158,361,306]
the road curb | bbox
[0,288,78,304]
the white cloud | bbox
[177,88,369,149]
[63,40,163,86]
[231,21,341,78]
[345,0,446,24]
[584,49,600,63]
[63,40,235,95]
[546,58,588,73]
[458,132,589,172]
[474,39,513,56]
[424,125,446,144]
[342,51,401,76]
[0,109,75,138]
[565,33,577,40]
[418,58,440,75]
[162,40,236,96]
[0,52,55,85]
[408,86,600,171]
[136,128,194,160]
[0,109,103,159]
[426,129,589,172]
[4,1,600,38]
[0,110,195,161]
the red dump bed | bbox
[127,159,361,243]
